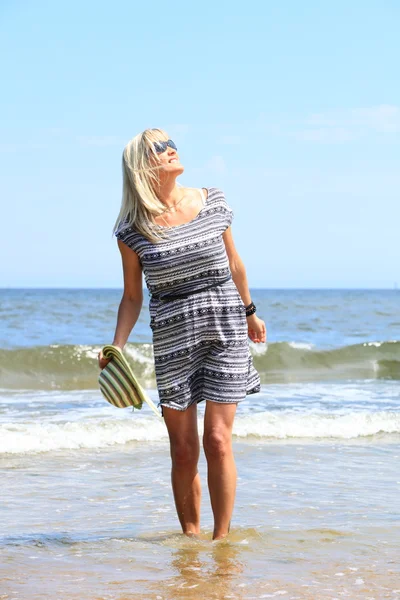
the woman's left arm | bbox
[222,227,267,344]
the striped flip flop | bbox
[98,345,161,418]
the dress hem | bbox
[157,393,257,416]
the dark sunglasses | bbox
[153,139,177,154]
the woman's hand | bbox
[246,314,267,343]
[98,345,123,370]
[98,349,111,370]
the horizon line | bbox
[1,286,398,292]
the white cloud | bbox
[303,104,400,140]
[351,105,400,133]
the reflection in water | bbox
[148,536,245,599]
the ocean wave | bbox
[1,410,399,454]
[234,410,400,440]
[252,340,400,382]
[0,340,399,390]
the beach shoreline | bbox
[1,438,399,599]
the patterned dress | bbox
[115,187,261,412]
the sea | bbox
[0,288,399,599]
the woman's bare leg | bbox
[163,402,201,535]
[203,401,238,540]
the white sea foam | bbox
[288,342,314,350]
[363,339,399,347]
[82,344,101,360]
[124,344,155,379]
[0,417,168,454]
[233,410,400,439]
[249,341,269,355]
[1,409,399,455]
[125,344,154,364]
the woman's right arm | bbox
[98,239,143,369]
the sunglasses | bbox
[152,139,177,154]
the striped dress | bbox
[115,187,261,412]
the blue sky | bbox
[1,0,399,288]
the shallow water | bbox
[1,288,399,598]
[1,437,400,599]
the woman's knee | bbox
[170,438,199,469]
[203,428,231,460]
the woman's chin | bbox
[166,164,185,176]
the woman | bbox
[98,128,266,540]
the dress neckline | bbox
[155,187,209,230]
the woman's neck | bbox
[157,181,183,209]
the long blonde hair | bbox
[113,128,174,243]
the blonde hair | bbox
[113,128,175,243]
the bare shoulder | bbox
[117,239,143,300]
[117,238,142,268]
[181,186,207,200]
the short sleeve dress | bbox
[115,187,261,413]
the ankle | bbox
[184,529,200,537]
[212,519,231,540]
[212,531,229,541]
